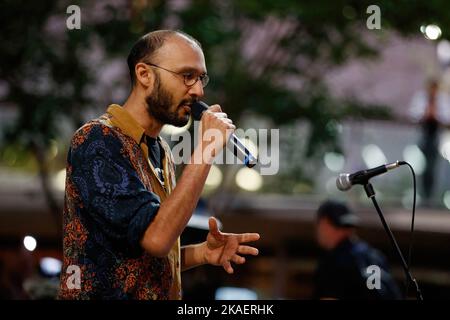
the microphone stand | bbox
[363,182,423,300]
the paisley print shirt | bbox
[58,104,181,300]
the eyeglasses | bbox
[144,63,209,88]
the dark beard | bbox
[145,73,192,127]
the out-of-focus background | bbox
[2,0,450,300]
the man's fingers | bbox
[214,112,228,119]
[208,217,219,232]
[237,233,260,243]
[222,255,244,274]
[208,104,222,113]
[208,217,224,240]
[219,238,256,273]
[238,245,259,256]
[227,124,236,131]
[231,254,246,265]
[222,260,234,274]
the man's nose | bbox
[187,79,204,98]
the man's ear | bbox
[135,62,155,89]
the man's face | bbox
[145,71,192,127]
[316,217,335,250]
[144,35,207,127]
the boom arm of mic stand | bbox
[363,182,423,300]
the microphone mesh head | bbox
[336,174,352,191]
[191,101,209,120]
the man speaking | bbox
[58,30,260,300]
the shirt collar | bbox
[106,104,146,144]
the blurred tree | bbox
[1,0,450,231]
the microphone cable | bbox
[398,160,423,300]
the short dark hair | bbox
[127,30,202,86]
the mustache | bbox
[178,98,198,107]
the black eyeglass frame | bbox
[144,62,209,88]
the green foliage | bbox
[1,0,450,185]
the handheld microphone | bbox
[191,101,258,168]
[336,161,405,191]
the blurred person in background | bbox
[313,200,402,300]
[58,30,260,300]
[410,78,450,206]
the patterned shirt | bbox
[58,104,181,300]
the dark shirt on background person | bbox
[313,200,402,300]
[314,237,401,300]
